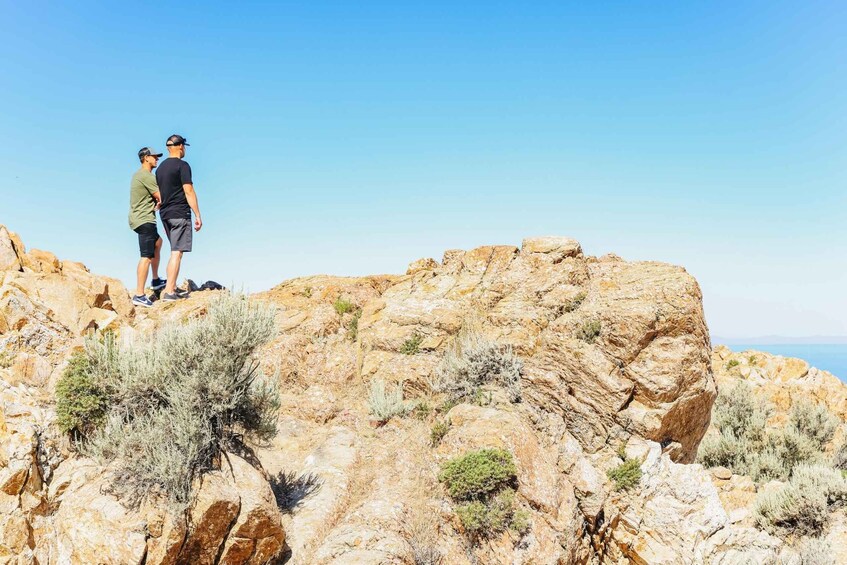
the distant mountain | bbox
[714,335,847,345]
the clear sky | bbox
[1,2,845,338]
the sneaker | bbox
[161,292,187,302]
[150,278,167,291]
[176,288,190,297]
[132,295,154,308]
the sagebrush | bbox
[432,323,522,403]
[368,379,409,422]
[754,464,847,536]
[62,293,280,504]
[697,383,837,482]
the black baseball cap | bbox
[166,134,190,147]
[138,147,163,160]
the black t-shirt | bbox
[155,158,193,220]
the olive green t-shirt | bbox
[128,168,159,230]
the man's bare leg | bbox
[164,251,183,295]
[136,257,152,296]
[151,237,163,280]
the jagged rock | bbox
[611,441,727,564]
[0,227,20,273]
[521,236,582,260]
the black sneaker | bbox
[161,292,187,302]
[176,288,190,297]
[151,278,167,291]
[132,295,154,308]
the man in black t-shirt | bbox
[156,134,203,301]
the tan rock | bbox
[53,473,148,565]
[218,455,285,564]
[521,236,582,260]
[21,249,61,274]
[612,441,727,564]
[180,471,242,565]
[0,227,21,272]
[406,257,438,275]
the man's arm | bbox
[153,191,161,211]
[183,183,202,231]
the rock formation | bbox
[1,224,844,564]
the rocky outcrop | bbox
[713,344,847,424]
[5,227,808,564]
[264,236,715,464]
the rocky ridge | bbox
[0,225,844,564]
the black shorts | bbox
[133,223,160,258]
[163,217,193,252]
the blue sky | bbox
[1,1,845,338]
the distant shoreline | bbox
[714,336,847,345]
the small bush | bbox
[401,510,444,565]
[456,488,526,539]
[55,351,108,436]
[833,441,847,471]
[430,420,450,446]
[401,333,424,355]
[439,448,516,501]
[347,309,362,341]
[698,382,836,483]
[368,379,409,422]
[439,448,528,542]
[333,297,355,315]
[413,401,432,421]
[575,320,601,343]
[725,359,740,370]
[434,324,522,403]
[607,458,642,491]
[788,400,838,450]
[754,464,847,536]
[0,350,13,369]
[301,287,312,298]
[796,537,834,565]
[79,293,280,504]
[561,292,586,314]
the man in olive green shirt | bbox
[128,147,166,307]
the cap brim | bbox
[153,153,163,157]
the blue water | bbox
[724,344,847,383]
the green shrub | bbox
[333,297,355,315]
[575,320,601,343]
[430,420,450,446]
[55,351,108,437]
[401,333,424,355]
[725,359,740,370]
[455,488,526,539]
[413,401,432,421]
[607,458,642,491]
[347,309,362,341]
[433,324,522,403]
[833,441,847,471]
[438,448,516,501]
[697,382,835,483]
[561,292,586,314]
[753,463,847,536]
[0,350,13,369]
[788,400,838,450]
[302,286,312,298]
[368,379,409,422]
[80,293,280,504]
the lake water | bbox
[719,344,847,383]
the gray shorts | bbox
[163,218,193,252]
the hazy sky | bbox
[1,2,845,338]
